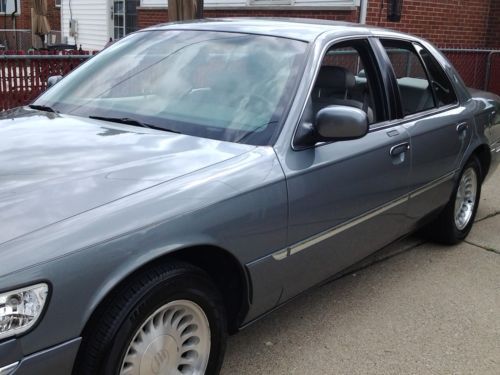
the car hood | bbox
[0,108,254,245]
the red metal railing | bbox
[0,50,92,111]
[486,52,500,96]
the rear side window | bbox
[381,39,436,116]
[416,45,458,106]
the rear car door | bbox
[377,39,472,224]
[276,38,412,301]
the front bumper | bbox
[0,338,81,375]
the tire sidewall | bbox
[103,271,226,375]
[450,158,482,240]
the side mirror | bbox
[315,106,368,142]
[47,75,63,89]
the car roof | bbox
[144,17,412,43]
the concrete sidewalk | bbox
[221,167,500,375]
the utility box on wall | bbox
[388,0,403,22]
[69,19,78,37]
[60,0,110,51]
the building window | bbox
[55,0,61,7]
[141,0,360,8]
[1,0,21,14]
[249,0,291,5]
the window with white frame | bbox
[140,0,360,8]
[1,0,21,14]
[55,0,61,7]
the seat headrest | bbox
[316,66,356,91]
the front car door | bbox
[376,37,472,226]
[273,37,412,301]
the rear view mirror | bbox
[47,75,63,89]
[315,105,368,141]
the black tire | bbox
[429,156,482,245]
[74,262,227,375]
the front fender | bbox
[0,146,288,358]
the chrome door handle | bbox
[390,142,410,157]
[456,122,468,133]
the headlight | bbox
[0,283,49,340]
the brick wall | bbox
[487,0,500,48]
[1,0,60,31]
[47,0,61,30]
[366,0,492,48]
[138,0,497,49]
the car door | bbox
[275,38,412,301]
[377,39,472,223]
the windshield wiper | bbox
[89,116,179,134]
[29,104,58,113]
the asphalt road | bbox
[221,165,500,375]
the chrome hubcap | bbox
[120,300,211,375]
[454,167,478,231]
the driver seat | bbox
[312,66,374,123]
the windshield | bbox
[35,30,308,145]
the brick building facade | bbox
[1,0,60,32]
[487,0,500,48]
[138,0,500,49]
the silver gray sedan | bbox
[0,18,499,375]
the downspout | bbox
[196,0,204,18]
[359,0,368,24]
[11,0,18,50]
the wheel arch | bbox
[469,143,491,181]
[78,244,250,345]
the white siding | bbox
[140,0,359,7]
[61,0,110,51]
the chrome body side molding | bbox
[272,171,456,261]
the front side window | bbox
[381,39,436,116]
[35,30,307,145]
[308,40,382,125]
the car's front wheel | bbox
[74,262,227,375]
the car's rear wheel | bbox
[74,262,227,375]
[429,156,482,244]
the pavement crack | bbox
[465,240,500,255]
[476,210,500,223]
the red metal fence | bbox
[0,51,92,111]
[442,49,500,96]
[0,49,499,112]
[486,53,500,96]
